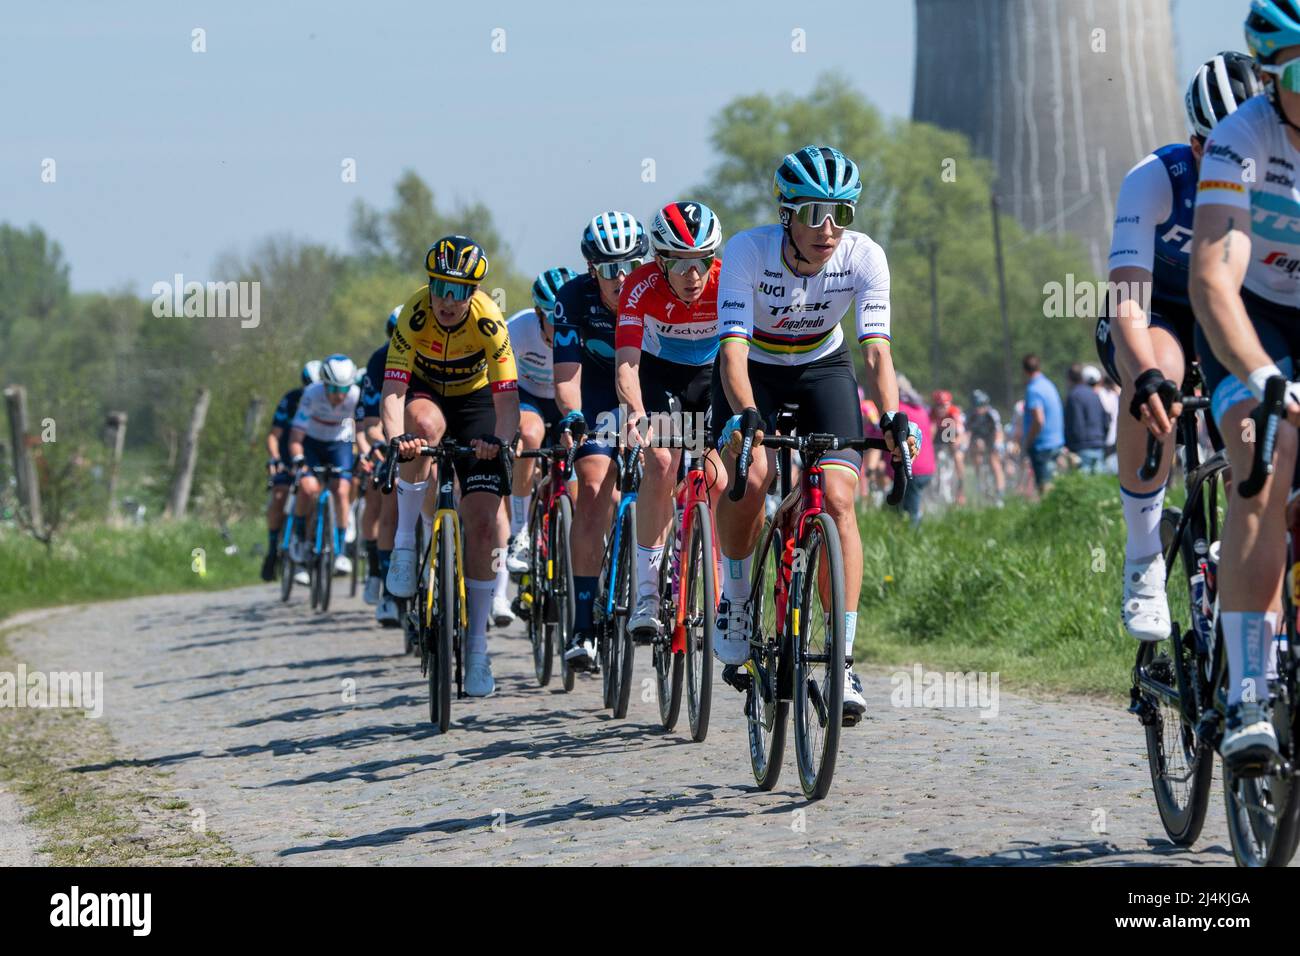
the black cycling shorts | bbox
[405,378,508,496]
[1095,301,1196,386]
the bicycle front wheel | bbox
[610,503,637,719]
[554,496,576,693]
[685,502,715,742]
[527,501,552,687]
[318,506,335,613]
[792,512,846,800]
[748,519,788,791]
[430,521,455,733]
[279,548,294,602]
[653,525,683,733]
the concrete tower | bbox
[912,0,1186,272]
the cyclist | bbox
[553,211,649,670]
[505,266,580,575]
[262,359,321,580]
[358,307,402,625]
[615,201,725,639]
[1098,49,1261,643]
[713,145,921,724]
[286,353,362,579]
[381,236,519,698]
[966,389,1006,504]
[1188,1,1300,770]
[930,389,967,505]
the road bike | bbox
[594,443,642,719]
[726,405,909,799]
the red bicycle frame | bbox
[668,455,721,654]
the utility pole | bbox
[104,411,128,520]
[991,193,1016,411]
[165,388,210,520]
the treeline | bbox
[0,73,1097,529]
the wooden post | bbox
[165,388,210,520]
[243,395,265,445]
[104,411,128,519]
[4,385,44,536]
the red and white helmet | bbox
[649,201,722,256]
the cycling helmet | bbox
[1246,0,1300,62]
[532,266,579,312]
[385,305,401,337]
[302,360,323,386]
[580,211,649,263]
[1186,51,1263,139]
[649,201,723,256]
[320,353,357,387]
[971,388,990,407]
[773,145,862,203]
[426,235,489,283]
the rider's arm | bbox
[1107,154,1171,382]
[716,231,759,413]
[1188,203,1262,385]
[381,296,420,442]
[614,346,645,426]
[483,301,521,446]
[551,286,584,417]
[266,429,281,460]
[1024,405,1043,451]
[287,426,305,460]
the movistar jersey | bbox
[717,223,891,365]
[1108,143,1197,310]
[553,274,616,373]
[507,308,553,398]
[271,387,304,446]
[1198,94,1300,308]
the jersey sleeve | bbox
[552,282,583,365]
[717,231,759,346]
[383,288,426,385]
[290,388,314,432]
[1197,122,1257,212]
[1107,154,1173,274]
[272,392,294,429]
[615,271,651,352]
[479,299,518,392]
[853,238,891,345]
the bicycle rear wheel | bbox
[685,502,715,743]
[748,519,788,791]
[527,501,552,686]
[430,521,455,733]
[610,503,637,719]
[793,512,845,800]
[653,523,683,733]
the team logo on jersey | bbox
[1250,192,1300,242]
[759,282,785,297]
[1158,224,1194,253]
[767,301,830,317]
[1198,179,1245,194]
[1262,250,1300,276]
[720,300,744,310]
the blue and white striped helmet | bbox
[773,145,862,203]
[532,267,579,312]
[580,211,649,264]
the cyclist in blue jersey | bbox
[553,211,649,669]
[1099,52,1260,642]
[262,360,321,580]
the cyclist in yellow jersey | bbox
[381,235,520,698]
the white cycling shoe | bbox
[714,598,752,665]
[1122,554,1171,642]
[464,652,496,697]
[1221,701,1279,773]
[492,592,515,628]
[843,667,867,725]
[629,595,660,640]
[386,548,417,598]
[363,576,382,605]
[333,554,352,577]
[375,596,399,626]
[506,532,530,575]
[293,568,310,586]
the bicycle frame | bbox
[602,448,640,620]
[669,455,721,653]
[425,471,468,634]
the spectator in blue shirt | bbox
[1064,362,1108,474]
[1022,354,1065,494]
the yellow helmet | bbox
[426,235,489,284]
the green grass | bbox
[853,472,1133,699]
[0,519,265,620]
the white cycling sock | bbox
[509,495,529,536]
[636,544,664,603]
[722,553,753,606]
[494,559,510,603]
[1121,486,1164,562]
[393,479,428,550]
[844,611,858,664]
[466,579,495,656]
[1222,610,1277,707]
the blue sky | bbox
[2,0,1243,294]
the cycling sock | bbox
[509,495,529,536]
[466,579,495,655]
[365,539,379,573]
[844,611,858,663]
[494,560,510,603]
[722,553,753,605]
[378,549,392,575]
[574,576,597,634]
[267,529,278,553]
[394,479,428,550]
[636,545,664,603]
[293,514,306,540]
[1222,611,1277,707]
[1120,485,1164,561]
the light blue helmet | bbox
[532,267,579,312]
[1245,0,1300,62]
[773,145,862,203]
[385,305,401,337]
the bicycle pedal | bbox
[841,711,861,728]
[721,664,751,694]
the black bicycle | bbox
[595,443,642,719]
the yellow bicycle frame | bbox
[424,508,468,630]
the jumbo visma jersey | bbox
[385,287,518,398]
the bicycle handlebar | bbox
[1239,375,1288,499]
[727,426,910,508]
[377,437,481,494]
[1138,395,1211,483]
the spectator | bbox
[1065,362,1107,474]
[1021,354,1065,496]
[1093,370,1121,474]
[894,375,935,527]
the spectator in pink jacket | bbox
[894,375,935,527]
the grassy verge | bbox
[0,626,249,865]
[853,472,1133,700]
[0,519,264,620]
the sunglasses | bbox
[429,278,477,302]
[659,254,715,276]
[782,201,855,228]
[1260,57,1300,93]
[593,258,644,280]
[325,384,350,395]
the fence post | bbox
[165,388,210,520]
[4,385,44,536]
[104,411,128,519]
[243,395,265,445]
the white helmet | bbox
[1185,51,1262,140]
[319,353,357,387]
[302,359,323,385]
[580,211,649,263]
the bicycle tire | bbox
[599,533,616,709]
[653,518,683,732]
[555,496,576,693]
[279,548,294,602]
[793,512,846,800]
[318,503,335,613]
[430,520,454,733]
[748,518,788,791]
[349,535,360,598]
[527,500,551,686]
[611,502,637,719]
[686,502,714,742]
